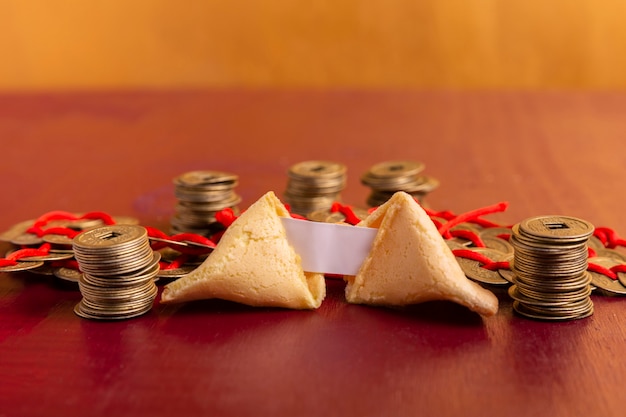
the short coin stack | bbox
[171,170,241,236]
[508,215,595,321]
[283,161,347,216]
[73,224,160,320]
[361,161,439,207]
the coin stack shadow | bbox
[361,161,439,207]
[508,215,595,321]
[171,170,241,236]
[73,224,160,320]
[283,161,347,216]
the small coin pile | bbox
[283,161,347,216]
[0,214,138,281]
[171,170,241,236]
[73,224,159,320]
[508,215,595,321]
[361,161,439,207]
[448,224,514,286]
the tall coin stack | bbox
[73,224,160,320]
[171,170,241,236]
[361,161,439,207]
[508,215,595,321]
[283,161,347,216]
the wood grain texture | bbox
[2,0,626,90]
[1,90,626,417]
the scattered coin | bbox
[10,233,43,246]
[455,247,509,286]
[53,266,82,283]
[481,236,514,255]
[5,249,74,263]
[155,264,198,280]
[587,256,626,295]
[0,219,38,243]
[498,254,515,283]
[446,240,468,251]
[587,235,606,252]
[0,260,45,273]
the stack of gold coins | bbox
[361,161,439,207]
[171,170,241,235]
[283,161,347,216]
[508,215,595,321]
[73,224,160,320]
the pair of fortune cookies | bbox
[161,191,498,317]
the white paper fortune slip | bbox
[281,217,378,275]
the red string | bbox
[0,243,52,267]
[448,229,486,247]
[31,211,115,228]
[80,211,116,225]
[594,228,609,247]
[7,243,51,261]
[330,202,361,225]
[8,208,626,285]
[160,254,191,270]
[423,208,456,220]
[31,211,77,228]
[611,264,626,275]
[24,210,119,241]
[430,217,443,228]
[50,259,81,271]
[469,218,505,228]
[26,226,81,238]
[588,262,617,280]
[438,202,509,239]
[215,207,238,228]
[145,226,168,240]
[594,227,626,249]
[145,227,215,255]
[209,230,225,244]
[169,233,216,255]
[452,249,510,271]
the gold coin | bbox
[519,215,594,243]
[174,170,237,187]
[455,248,509,286]
[288,161,346,180]
[363,161,425,180]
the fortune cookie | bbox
[344,192,498,316]
[161,191,326,309]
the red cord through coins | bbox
[452,249,510,271]
[438,202,509,239]
[594,227,626,249]
[448,230,486,247]
[330,202,361,225]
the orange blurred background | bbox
[2,0,626,90]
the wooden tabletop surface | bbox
[1,90,626,417]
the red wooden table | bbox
[1,90,625,417]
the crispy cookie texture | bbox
[344,192,498,317]
[161,191,326,309]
